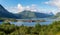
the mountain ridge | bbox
[0,4,19,19]
[16,10,54,19]
[0,4,54,19]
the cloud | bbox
[24,4,38,12]
[30,4,37,12]
[7,3,53,14]
[6,3,56,14]
[7,4,38,13]
[45,0,60,8]
[17,4,24,12]
[7,4,24,13]
[44,0,60,14]
[25,6,31,10]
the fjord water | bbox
[10,18,58,26]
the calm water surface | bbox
[0,18,59,26]
[10,18,58,26]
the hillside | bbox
[17,10,54,19]
[0,4,19,19]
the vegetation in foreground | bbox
[0,21,60,35]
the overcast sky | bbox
[0,0,60,14]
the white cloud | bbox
[45,0,60,8]
[44,0,60,14]
[44,2,49,4]
[25,6,31,10]
[7,3,54,14]
[6,4,24,13]
[17,4,24,12]
[7,4,38,13]
[24,4,37,12]
[24,4,38,11]
[30,4,37,12]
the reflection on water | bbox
[10,18,57,26]
[10,21,52,26]
[0,18,59,26]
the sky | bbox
[0,0,60,14]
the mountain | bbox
[0,4,19,19]
[0,4,54,19]
[17,10,54,19]
[56,12,60,17]
[54,12,60,18]
[49,12,54,16]
[50,12,60,18]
